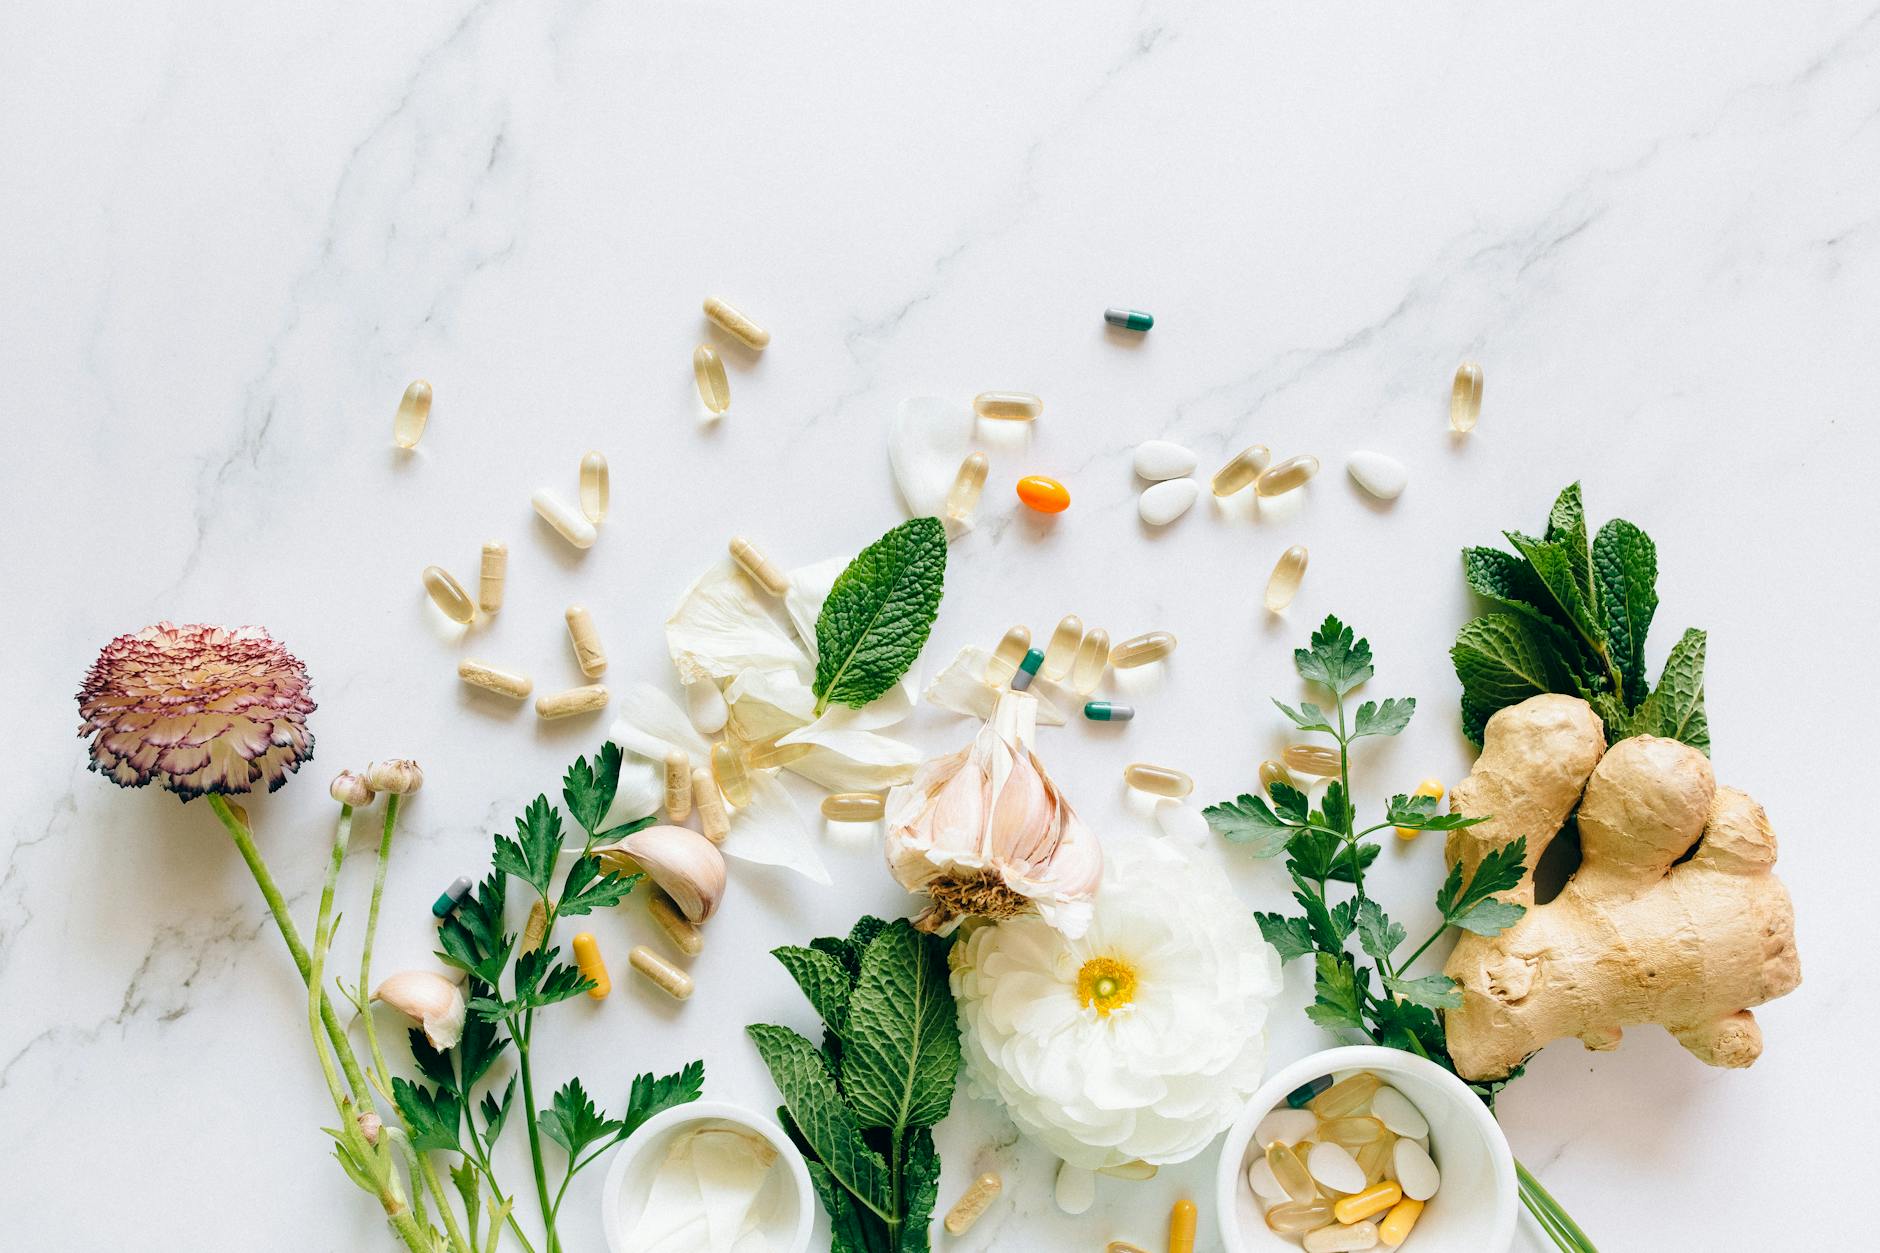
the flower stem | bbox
[1517,1158,1599,1252]
[517,1016,557,1253]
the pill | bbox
[702,296,770,349]
[974,391,1042,421]
[1041,615,1084,680]
[629,944,693,999]
[984,624,1032,685]
[729,535,789,596]
[1167,1197,1197,1253]
[1393,779,1445,840]
[564,605,607,677]
[1391,1139,1439,1201]
[1053,1161,1094,1214]
[821,791,886,822]
[1265,1141,1317,1203]
[744,733,811,770]
[1285,1073,1334,1109]
[1138,477,1200,525]
[663,750,692,821]
[945,452,989,524]
[1105,307,1154,332]
[1285,743,1342,777]
[392,380,432,449]
[535,685,608,719]
[1211,444,1271,496]
[1311,1072,1383,1118]
[943,1172,1002,1235]
[1109,630,1176,668]
[1248,1157,1289,1202]
[1259,759,1298,795]
[1155,800,1209,844]
[422,565,475,624]
[1333,1181,1402,1226]
[1256,454,1321,498]
[685,679,729,734]
[458,659,532,700]
[646,889,703,957]
[572,932,610,999]
[1123,762,1192,798]
[710,741,751,807]
[1450,361,1483,433]
[1255,1107,1318,1148]
[1011,646,1045,691]
[1307,1142,1366,1195]
[1095,1160,1157,1180]
[532,489,597,549]
[1070,628,1110,694]
[692,768,729,843]
[431,875,472,919]
[1084,701,1134,722]
[477,541,507,613]
[1377,1196,1423,1247]
[1133,439,1196,480]
[1265,1199,1337,1235]
[1016,475,1070,513]
[1304,1221,1380,1252]
[1347,450,1407,501]
[1320,1117,1389,1148]
[1369,1087,1429,1138]
[1107,1244,1154,1253]
[692,344,730,414]
[519,899,548,955]
[579,451,609,524]
[1355,1134,1396,1186]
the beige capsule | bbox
[1255,455,1320,498]
[663,750,692,821]
[703,296,771,350]
[973,391,1043,421]
[943,1172,1003,1236]
[647,890,703,957]
[629,944,694,1000]
[535,684,609,720]
[579,451,609,524]
[1109,630,1176,668]
[692,768,729,843]
[477,541,507,613]
[729,535,788,596]
[1210,443,1271,496]
[519,899,548,956]
[564,605,607,677]
[458,659,532,700]
[1264,545,1309,612]
[532,488,597,549]
[821,792,886,822]
[392,380,432,449]
[422,566,475,624]
[1123,762,1193,798]
[692,344,730,414]
[1284,743,1342,777]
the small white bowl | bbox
[1215,1045,1516,1253]
[601,1100,815,1253]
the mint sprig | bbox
[812,518,948,713]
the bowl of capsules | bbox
[1216,1045,1516,1253]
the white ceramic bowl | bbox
[601,1100,815,1253]
[1215,1045,1516,1253]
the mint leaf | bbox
[1592,519,1658,704]
[621,1060,705,1142]
[772,945,853,1032]
[748,1024,892,1218]
[1203,793,1293,857]
[1505,531,1603,650]
[840,920,959,1133]
[1305,953,1366,1031]
[1451,613,1574,744]
[896,1128,942,1253]
[562,743,623,838]
[1356,899,1405,962]
[556,856,639,918]
[1463,546,1560,628]
[1629,627,1708,754]
[539,1077,622,1157]
[1544,482,1595,612]
[1294,615,1374,696]
[392,1078,462,1152]
[1273,699,1336,733]
[492,796,564,897]
[1382,972,1464,1010]
[1255,912,1315,962]
[1352,696,1414,739]
[812,517,947,712]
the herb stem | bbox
[1517,1159,1599,1252]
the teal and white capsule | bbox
[1083,701,1134,722]
[1011,647,1046,691]
[432,876,473,919]
[1104,307,1154,332]
[1285,1073,1335,1110]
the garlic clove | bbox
[602,824,726,924]
[371,971,464,1050]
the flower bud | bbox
[330,770,375,808]
[356,1111,383,1146]
[364,759,424,795]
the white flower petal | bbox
[598,753,664,831]
[782,735,922,792]
[722,770,831,885]
[924,646,1067,725]
[666,560,810,685]
[609,681,713,761]
[724,667,818,742]
[889,395,975,523]
[782,557,847,658]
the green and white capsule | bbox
[1104,307,1154,332]
[1011,647,1045,691]
[1083,701,1134,722]
[432,875,473,919]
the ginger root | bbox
[1441,693,1801,1080]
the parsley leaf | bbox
[1356,899,1405,963]
[1383,792,1487,832]
[1273,699,1336,733]
[1436,837,1528,936]
[1382,972,1464,1009]
[539,1077,623,1158]
[392,1078,462,1152]
[1294,616,1374,696]
[435,873,512,987]
[620,1061,705,1142]
[1203,793,1293,857]
[1305,953,1367,1031]
[812,517,948,713]
[1351,696,1414,739]
[561,743,623,838]
[492,796,564,897]
[1256,912,1316,962]
[556,855,639,918]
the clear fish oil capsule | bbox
[478,541,507,613]
[821,791,886,822]
[458,659,532,700]
[702,296,771,349]
[1264,545,1309,611]
[710,741,751,807]
[1255,454,1321,498]
[422,565,475,624]
[1310,1071,1382,1119]
[1070,628,1110,695]
[692,344,730,414]
[729,535,789,596]
[1083,701,1134,722]
[1320,1117,1389,1148]
[564,605,607,677]
[744,733,812,770]
[1264,1199,1336,1235]
[1110,630,1176,668]
[944,1172,1002,1236]
[1284,743,1342,777]
[664,750,692,821]
[1450,361,1483,432]
[1104,307,1154,332]
[1123,762,1193,798]
[532,489,597,549]
[579,451,609,524]
[692,768,729,842]
[629,944,694,1000]
[1265,1141,1318,1204]
[1041,614,1084,681]
[648,889,703,957]
[572,932,610,999]
[1211,444,1270,497]
[984,624,1032,685]
[945,451,989,523]
[1259,759,1297,795]
[392,380,432,449]
[974,391,1042,421]
[535,684,609,720]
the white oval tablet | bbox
[1370,1086,1429,1138]
[1133,439,1198,481]
[1346,450,1407,500]
[1393,1137,1440,1201]
[1138,478,1200,525]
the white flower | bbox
[950,840,1283,1168]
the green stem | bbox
[517,1019,556,1253]
[1517,1159,1599,1252]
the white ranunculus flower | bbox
[950,839,1283,1169]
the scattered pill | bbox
[710,741,752,807]
[1248,1157,1289,1203]
[431,875,473,919]
[1255,1107,1319,1148]
[945,451,989,525]
[1285,1074,1334,1109]
[1264,545,1310,611]
[564,605,607,677]
[1138,477,1200,525]
[1391,1139,1439,1201]
[1211,444,1272,496]
[1394,779,1445,840]
[943,1172,1003,1235]
[1369,1087,1429,1138]
[1133,439,1196,480]
[692,344,730,414]
[458,659,533,700]
[1311,1072,1383,1118]
[821,791,886,822]
[392,380,432,449]
[1105,307,1155,332]
[1011,646,1045,691]
[572,932,610,999]
[1053,1161,1095,1215]
[1265,1199,1337,1235]
[1307,1142,1366,1195]
[1084,700,1134,722]
[974,391,1043,421]
[1155,799,1209,844]
[1450,361,1483,433]
[1110,630,1176,668]
[684,680,729,734]
[663,750,692,821]
[519,899,548,955]
[532,489,597,549]
[629,944,693,1000]
[1285,743,1342,777]
[984,624,1032,685]
[1070,628,1110,694]
[535,684,609,720]
[1377,1196,1424,1246]
[477,541,507,613]
[1347,450,1407,501]
[1123,762,1192,798]
[702,296,770,349]
[729,535,789,596]
[1304,1221,1380,1253]
[1016,475,1071,513]
[691,768,729,843]
[647,889,703,957]
[1167,1197,1197,1253]
[1041,615,1084,680]
[1256,454,1321,498]
[1265,1141,1318,1203]
[579,451,610,524]
[1259,759,1298,796]
[422,565,476,624]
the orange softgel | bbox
[1016,475,1071,513]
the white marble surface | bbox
[4,2,1877,1249]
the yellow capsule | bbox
[1264,1198,1336,1235]
[572,932,610,999]
[1109,630,1176,668]
[1264,545,1310,612]
[1255,454,1321,498]
[457,658,532,700]
[535,684,609,720]
[519,899,548,956]
[1450,361,1483,433]
[1123,762,1192,798]
[1355,1132,1397,1186]
[629,944,693,999]
[1395,777,1446,840]
[1070,628,1110,696]
[1259,759,1298,795]
[1041,614,1084,681]
[1309,1071,1383,1119]
[710,741,751,807]
[1332,1180,1402,1226]
[1167,1198,1197,1253]
[1210,443,1271,496]
[729,535,789,596]
[692,768,729,843]
[1266,1141,1318,1204]
[477,541,507,613]
[1319,1116,1389,1148]
[973,391,1042,421]
[564,605,607,678]
[1377,1196,1424,1247]
[392,380,432,449]
[984,624,1032,684]
[647,889,702,957]
[744,733,812,770]
[1284,743,1342,778]
[822,792,886,822]
[702,296,771,349]
[579,451,610,524]
[422,565,476,624]
[692,344,730,414]
[942,1172,1002,1236]
[945,451,989,523]
[1097,1160,1158,1180]
[663,750,692,821]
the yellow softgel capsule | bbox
[1167,1198,1197,1253]
[1377,1196,1424,1247]
[1264,1198,1336,1235]
[692,344,730,414]
[945,451,989,524]
[821,792,886,822]
[477,541,507,613]
[984,624,1032,684]
[744,733,811,770]
[572,932,610,999]
[1309,1071,1382,1119]
[1305,1222,1380,1253]
[1109,630,1176,668]
[1210,443,1270,496]
[1355,1133,1396,1186]
[1395,777,1446,839]
[1259,759,1297,795]
[1450,361,1483,432]
[710,741,751,807]
[629,944,694,1000]
[702,296,771,349]
[422,565,475,624]
[1284,743,1342,778]
[392,380,432,449]
[942,1172,1002,1235]
[1332,1181,1402,1226]
[1255,454,1320,498]
[1041,614,1084,680]
[974,391,1042,421]
[1069,628,1110,695]
[1319,1116,1389,1148]
[1123,762,1193,798]
[579,451,610,524]
[1265,1141,1318,1204]
[1264,545,1309,611]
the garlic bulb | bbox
[364,759,424,795]
[600,825,725,924]
[371,971,464,1050]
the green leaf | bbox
[1268,781,1310,824]
[538,1077,622,1157]
[897,1127,942,1253]
[747,1024,892,1217]
[1373,996,1446,1057]
[812,517,948,712]
[1286,828,1379,883]
[480,1075,517,1145]
[620,1060,706,1142]
[1304,953,1366,1032]
[1629,627,1709,754]
[1351,696,1414,739]
[840,920,959,1133]
[1294,884,1352,952]
[453,983,507,1090]
[450,1160,481,1234]
[562,743,623,838]
[1453,898,1527,936]
[773,945,854,1033]
[1356,899,1405,962]
[408,1026,456,1092]
[392,1078,462,1152]
[593,815,658,844]
[1203,793,1293,857]
[1451,613,1575,745]
[1544,482,1595,612]
[1591,519,1658,704]
[435,874,512,987]
[1382,972,1464,1010]
[556,856,639,918]
[1382,793,1486,832]
[492,796,564,897]
[1294,616,1374,696]
[1272,699,1336,733]
[1505,530,1603,651]
[1255,912,1315,962]
[1314,781,1355,836]
[1462,546,1560,625]
[1437,837,1529,937]
[800,1153,882,1253]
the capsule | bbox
[1377,1197,1424,1247]
[572,932,610,999]
[692,344,730,414]
[1355,1133,1397,1187]
[1123,762,1192,798]
[477,541,507,613]
[1266,1141,1318,1204]
[579,451,609,524]
[744,734,812,770]
[1332,1180,1402,1226]
[1109,630,1177,668]
[692,768,729,842]
[1016,475,1070,513]
[1264,545,1310,611]
[647,890,703,957]
[710,741,751,807]
[945,451,989,523]
[1259,759,1298,795]
[535,684,609,720]
[1394,778,1446,840]
[1011,647,1045,691]
[565,605,607,677]
[431,875,473,919]
[1304,1222,1380,1253]
[1310,1071,1383,1119]
[974,391,1042,421]
[729,535,789,596]
[629,944,693,1000]
[519,898,548,955]
[663,750,692,821]
[943,1172,1002,1235]
[1210,444,1271,496]
[1285,1073,1335,1109]
[984,624,1032,685]
[1041,615,1084,680]
[458,659,533,700]
[1256,454,1321,498]
[422,565,475,624]
[1097,1160,1158,1180]
[702,296,771,349]
[1265,1199,1337,1235]
[1104,307,1154,332]
[532,488,597,549]
[1320,1117,1389,1148]
[1070,628,1110,695]
[1285,743,1343,778]
[822,791,886,822]
[1083,701,1134,722]
[1450,361,1483,433]
[1167,1198,1197,1253]
[392,380,432,449]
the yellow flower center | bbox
[1075,956,1138,1016]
